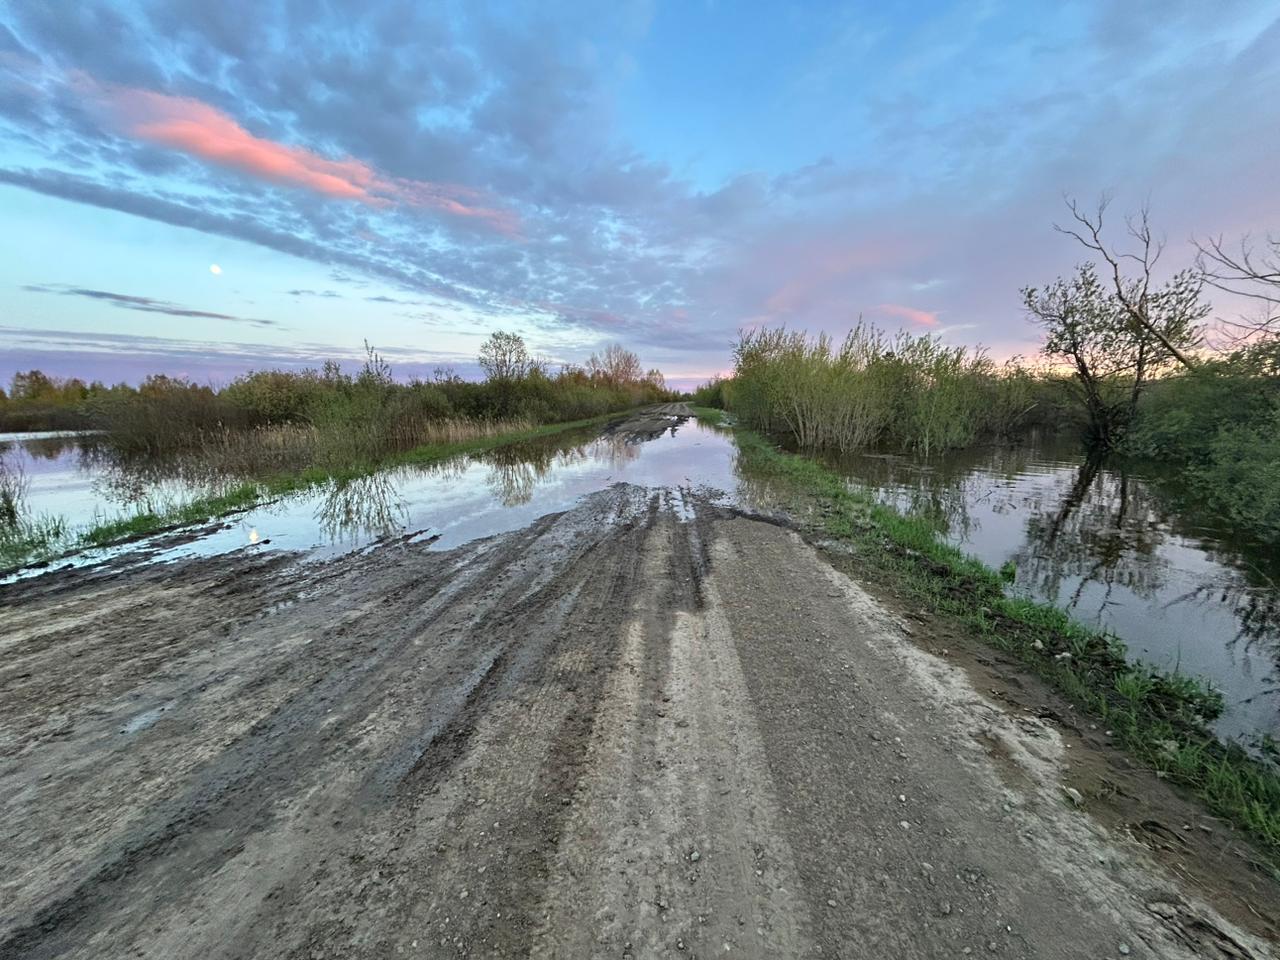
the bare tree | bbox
[586,344,643,385]
[1194,233,1280,339]
[478,331,532,382]
[1055,197,1203,369]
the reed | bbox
[0,453,28,528]
[729,324,1031,456]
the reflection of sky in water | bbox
[837,440,1279,741]
[6,416,738,569]
[0,433,106,519]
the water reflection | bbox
[316,473,407,542]
[836,437,1280,738]
[480,433,644,507]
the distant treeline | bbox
[0,334,676,456]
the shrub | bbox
[1129,339,1280,540]
[728,324,1015,455]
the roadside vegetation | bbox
[0,333,674,571]
[723,323,1050,455]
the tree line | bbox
[0,333,675,448]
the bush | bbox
[1130,340,1280,539]
[727,324,1033,455]
[692,377,728,409]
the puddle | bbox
[120,702,174,735]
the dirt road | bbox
[1,409,1276,958]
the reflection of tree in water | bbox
[315,472,406,542]
[1014,457,1171,609]
[585,434,643,472]
[1006,457,1280,704]
[90,454,235,512]
[2,434,97,462]
[838,437,1280,703]
[480,434,640,506]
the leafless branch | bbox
[1054,196,1197,369]
[1193,233,1280,340]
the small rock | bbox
[939,901,953,916]
[1118,945,1131,956]
[899,820,911,830]
[1062,786,1085,807]
[827,899,837,907]
[690,850,701,862]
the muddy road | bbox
[1,406,1277,959]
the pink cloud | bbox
[88,82,517,233]
[877,303,939,327]
[753,241,910,321]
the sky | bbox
[1,1,1278,391]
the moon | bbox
[209,263,223,275]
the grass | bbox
[698,409,1280,861]
[0,412,621,574]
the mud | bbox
[1,407,1277,959]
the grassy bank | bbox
[0,413,617,574]
[698,408,1280,861]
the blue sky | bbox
[1,1,1278,389]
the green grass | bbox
[722,421,1280,860]
[1,412,621,574]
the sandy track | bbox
[1,471,1276,957]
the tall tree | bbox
[478,331,532,382]
[586,344,642,385]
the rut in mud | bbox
[1,408,1277,959]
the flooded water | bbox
[4,419,1277,743]
[0,416,739,574]
[832,437,1280,742]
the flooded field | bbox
[833,437,1280,742]
[3,418,1277,743]
[0,415,740,574]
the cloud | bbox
[3,0,1280,382]
[22,283,279,327]
[0,324,485,384]
[286,288,342,298]
[876,303,939,327]
[79,78,520,234]
[365,294,423,304]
